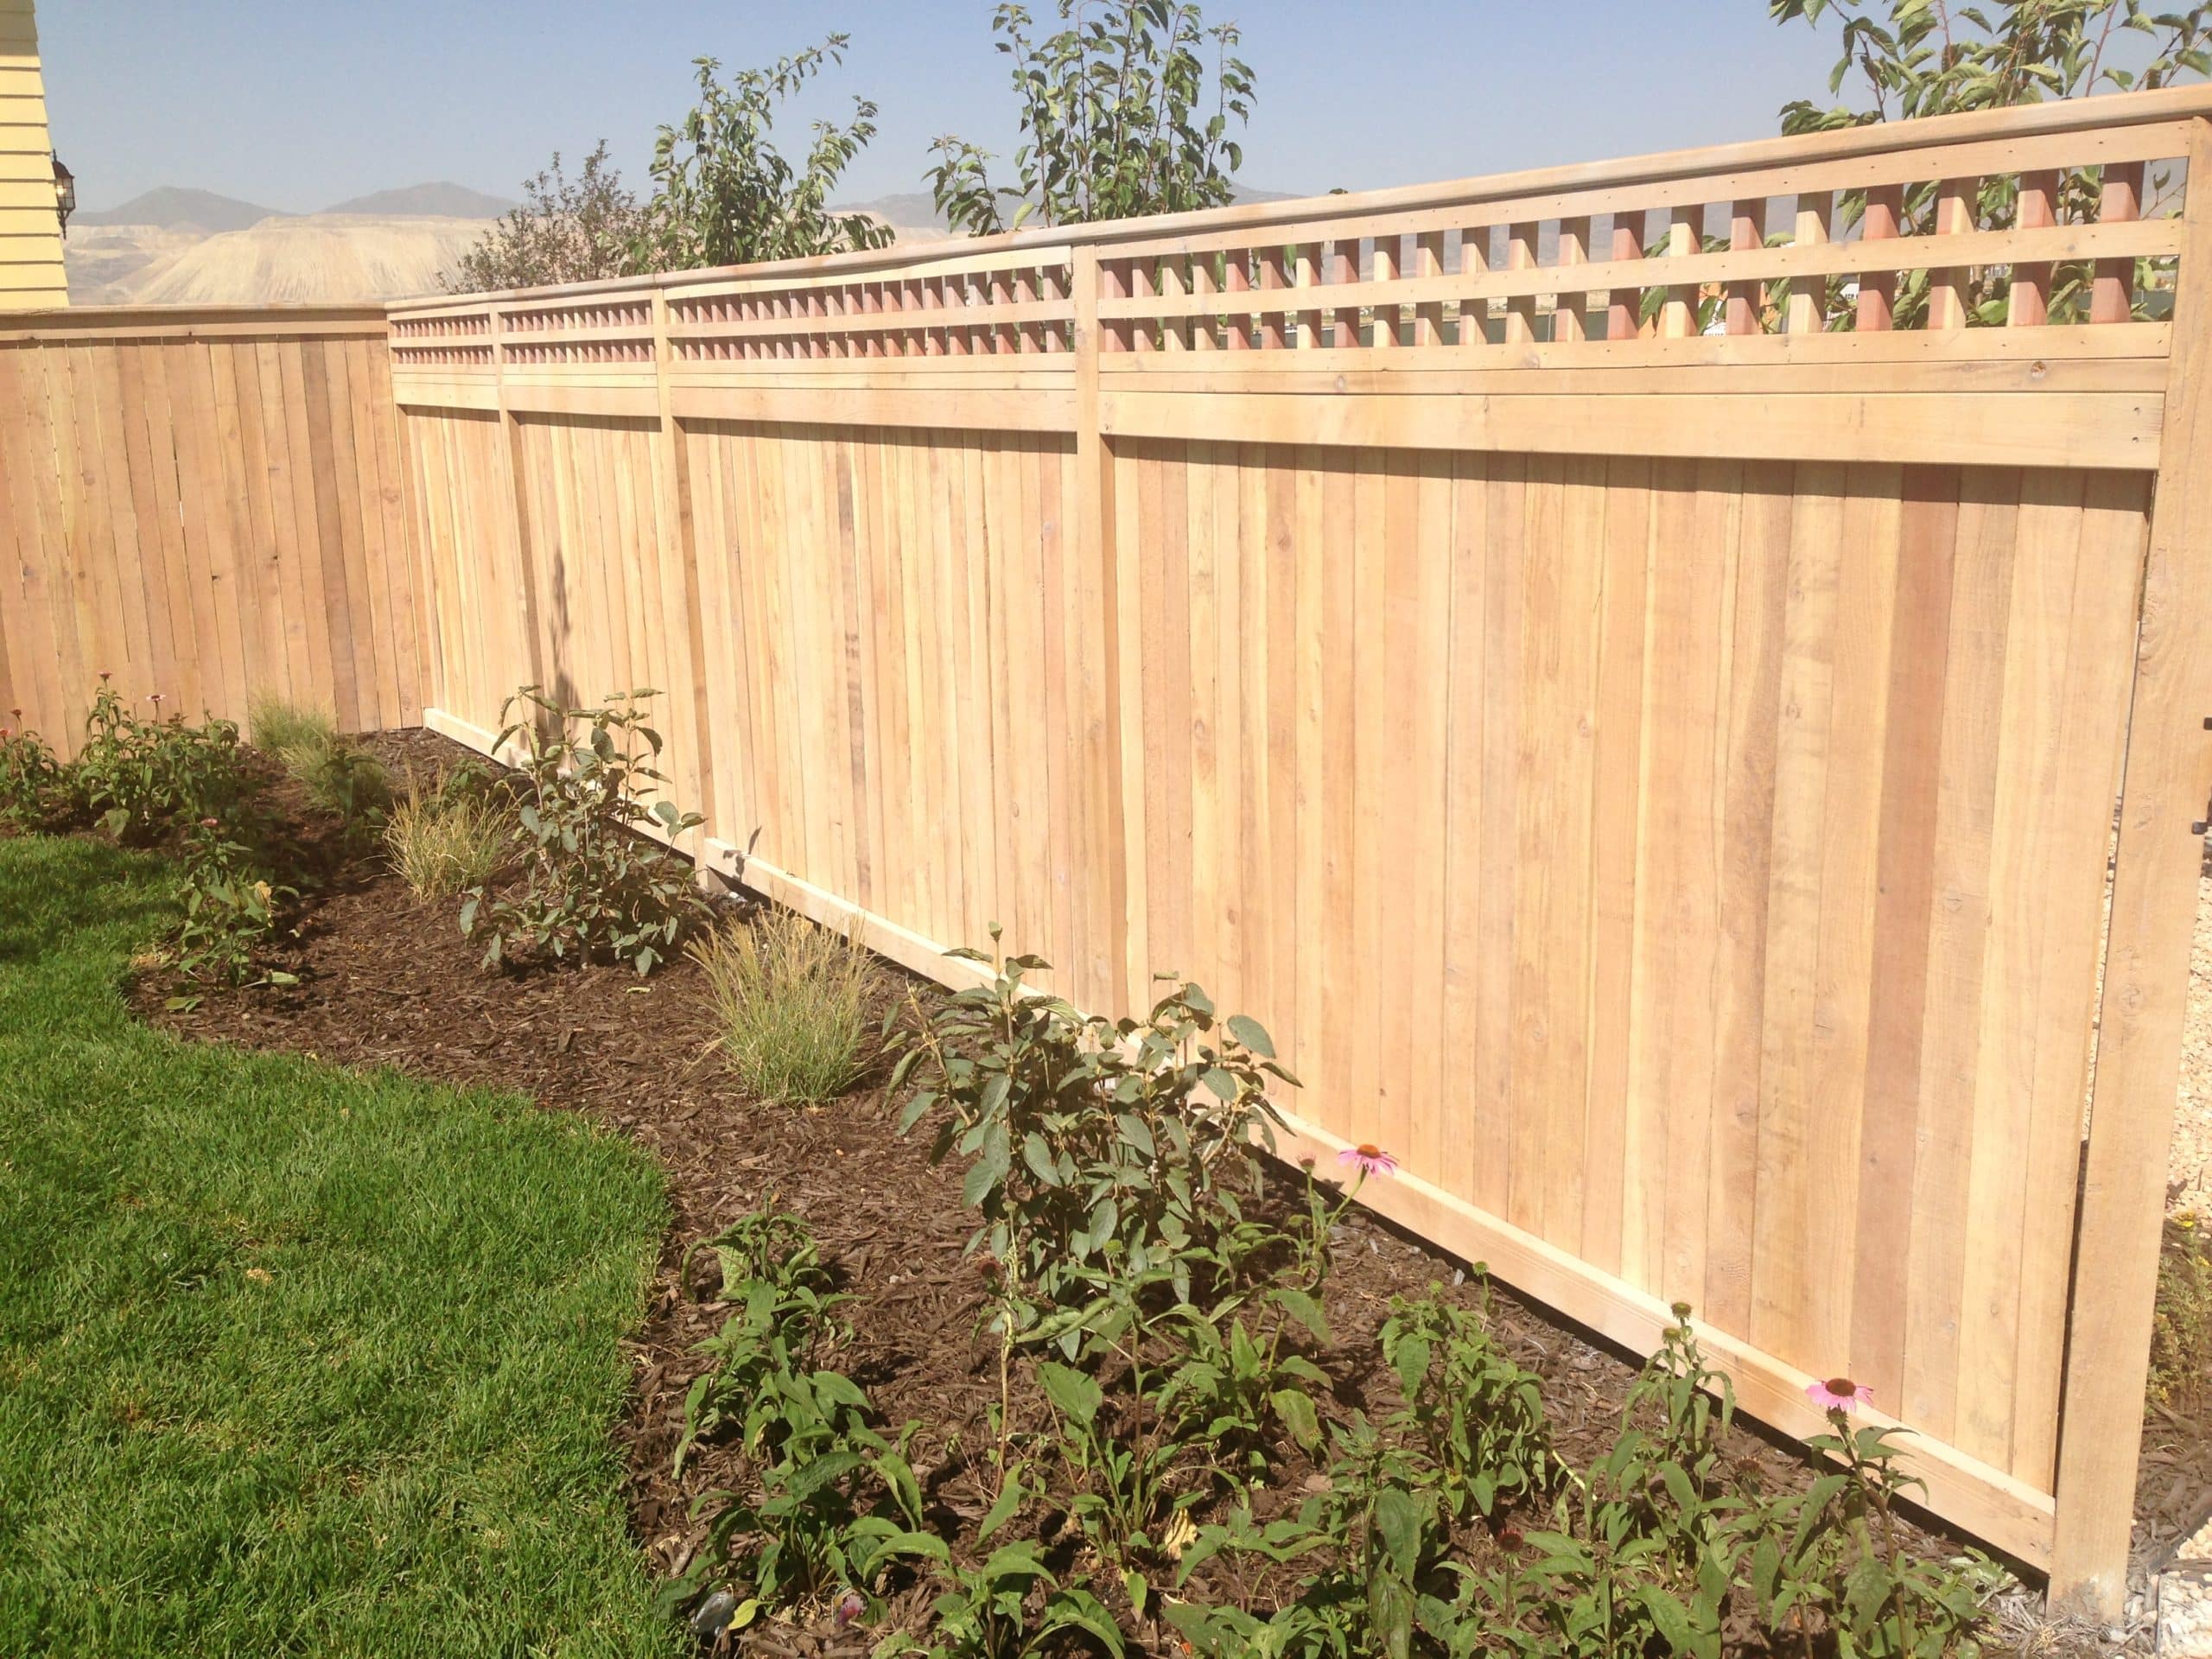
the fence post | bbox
[650,287,715,849]
[2050,115,2212,1618]
[488,305,545,702]
[1072,243,1139,1016]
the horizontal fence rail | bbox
[10,88,2212,1618]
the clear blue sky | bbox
[44,1,1857,215]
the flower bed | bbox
[111,721,2125,1659]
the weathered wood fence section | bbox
[4,90,2210,1612]
[0,306,426,747]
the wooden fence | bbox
[0,306,426,747]
[7,88,2212,1614]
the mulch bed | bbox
[111,727,2210,1656]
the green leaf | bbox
[978,1466,1027,1542]
[1121,1566,1148,1617]
[1269,1387,1322,1450]
[1225,1013,1274,1057]
[1037,1360,1103,1427]
[1633,1586,1699,1656]
[1372,1487,1425,1574]
[962,1127,1010,1208]
[1266,1286,1331,1344]
[1043,1588,1126,1659]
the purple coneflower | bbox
[1338,1144,1397,1179]
[99,671,111,683]
[833,1589,865,1630]
[148,692,164,706]
[1806,1375,1873,1414]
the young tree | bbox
[1774,0,2211,130]
[1770,0,2212,324]
[927,0,1255,236]
[442,143,648,294]
[633,35,893,271]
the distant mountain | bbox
[74,187,286,233]
[322,182,516,219]
[103,214,496,305]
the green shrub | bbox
[670,1211,931,1618]
[170,815,295,994]
[0,715,66,833]
[460,685,709,975]
[75,683,260,846]
[690,910,879,1103]
[384,767,509,901]
[887,938,1295,1319]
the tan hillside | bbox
[67,213,495,306]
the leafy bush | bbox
[887,935,1296,1321]
[444,142,650,294]
[170,816,296,993]
[459,685,709,974]
[885,1523,1126,1659]
[75,684,260,846]
[671,1211,936,1623]
[1770,0,2212,329]
[690,910,879,1103]
[1742,1407,2001,1659]
[384,766,510,902]
[0,715,67,833]
[1381,1287,1557,1522]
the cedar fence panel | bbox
[0,307,424,752]
[8,90,2212,1617]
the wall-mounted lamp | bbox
[52,156,74,238]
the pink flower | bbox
[99,671,111,683]
[148,692,164,706]
[1338,1143,1397,1179]
[1807,1376,1874,1414]
[198,817,219,830]
[833,1589,865,1630]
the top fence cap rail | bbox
[387,82,2212,317]
[0,302,393,340]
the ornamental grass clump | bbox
[247,694,337,760]
[384,766,510,902]
[690,910,880,1104]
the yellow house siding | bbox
[0,0,64,308]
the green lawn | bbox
[0,836,681,1658]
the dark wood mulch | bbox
[110,727,2208,1655]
